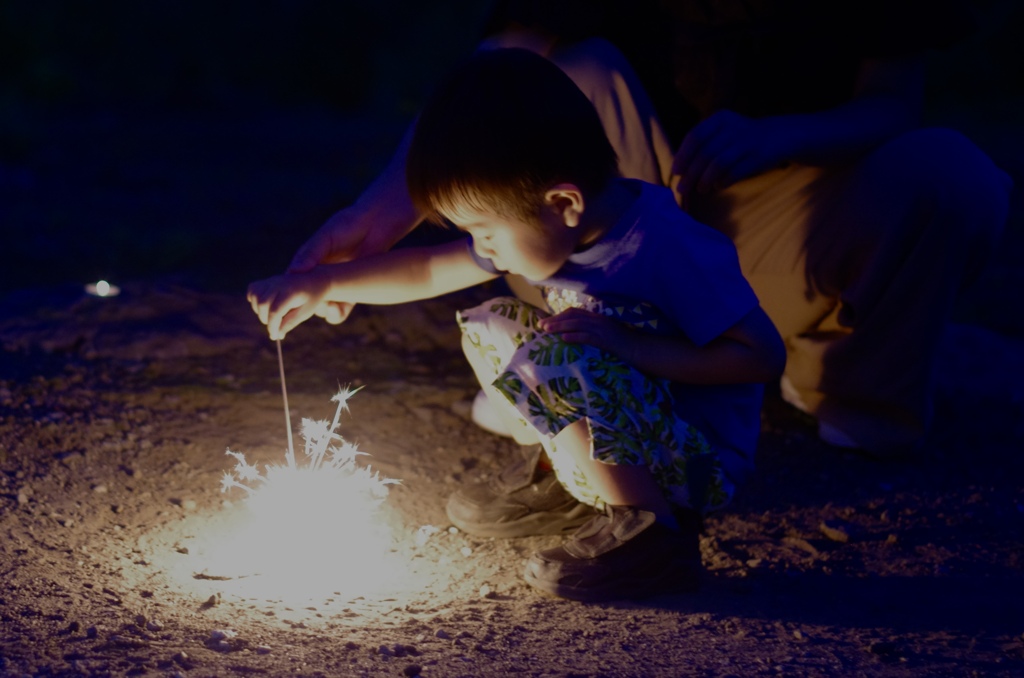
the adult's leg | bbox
[693,128,1011,453]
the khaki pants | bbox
[691,128,1011,451]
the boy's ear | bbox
[544,184,585,228]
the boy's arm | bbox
[249,239,496,340]
[539,305,785,384]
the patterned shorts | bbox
[458,294,732,512]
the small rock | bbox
[146,620,163,632]
[460,546,473,557]
[66,621,81,634]
[869,641,899,656]
[92,484,108,494]
[210,629,236,641]
[16,492,28,505]
[172,651,189,665]
[479,584,494,598]
[256,645,271,654]
[819,520,850,543]
[415,525,441,546]
[435,629,451,640]
[378,644,394,656]
[86,626,98,639]
[403,665,423,677]
[745,558,762,568]
[448,526,459,534]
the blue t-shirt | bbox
[469,180,764,478]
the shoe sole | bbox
[523,562,700,602]
[447,501,597,539]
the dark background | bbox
[1,0,1022,335]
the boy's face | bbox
[444,201,578,281]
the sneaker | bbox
[523,505,701,602]
[446,445,597,538]
[781,376,863,450]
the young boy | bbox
[248,48,785,601]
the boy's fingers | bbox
[276,305,315,341]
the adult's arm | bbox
[673,56,926,202]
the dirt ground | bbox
[2,34,1024,673]
[0,271,1022,677]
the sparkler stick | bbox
[276,339,296,468]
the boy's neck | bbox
[575,178,637,251]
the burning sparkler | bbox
[207,386,403,600]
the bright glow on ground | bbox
[194,387,407,601]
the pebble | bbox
[210,629,236,641]
[86,626,98,639]
[172,651,189,665]
[460,547,473,557]
[435,629,451,640]
[256,645,271,654]
[415,525,441,546]
[146,620,163,632]
[92,484,108,494]
[818,520,850,543]
[479,584,493,598]
[16,492,28,505]
[403,665,423,677]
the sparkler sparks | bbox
[204,386,403,600]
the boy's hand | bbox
[247,270,333,341]
[538,308,636,361]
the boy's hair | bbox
[406,48,619,224]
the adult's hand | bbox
[286,207,378,324]
[288,206,375,273]
[672,110,799,207]
[285,126,422,324]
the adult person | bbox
[288,0,1011,457]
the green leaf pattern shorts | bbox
[458,293,732,512]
